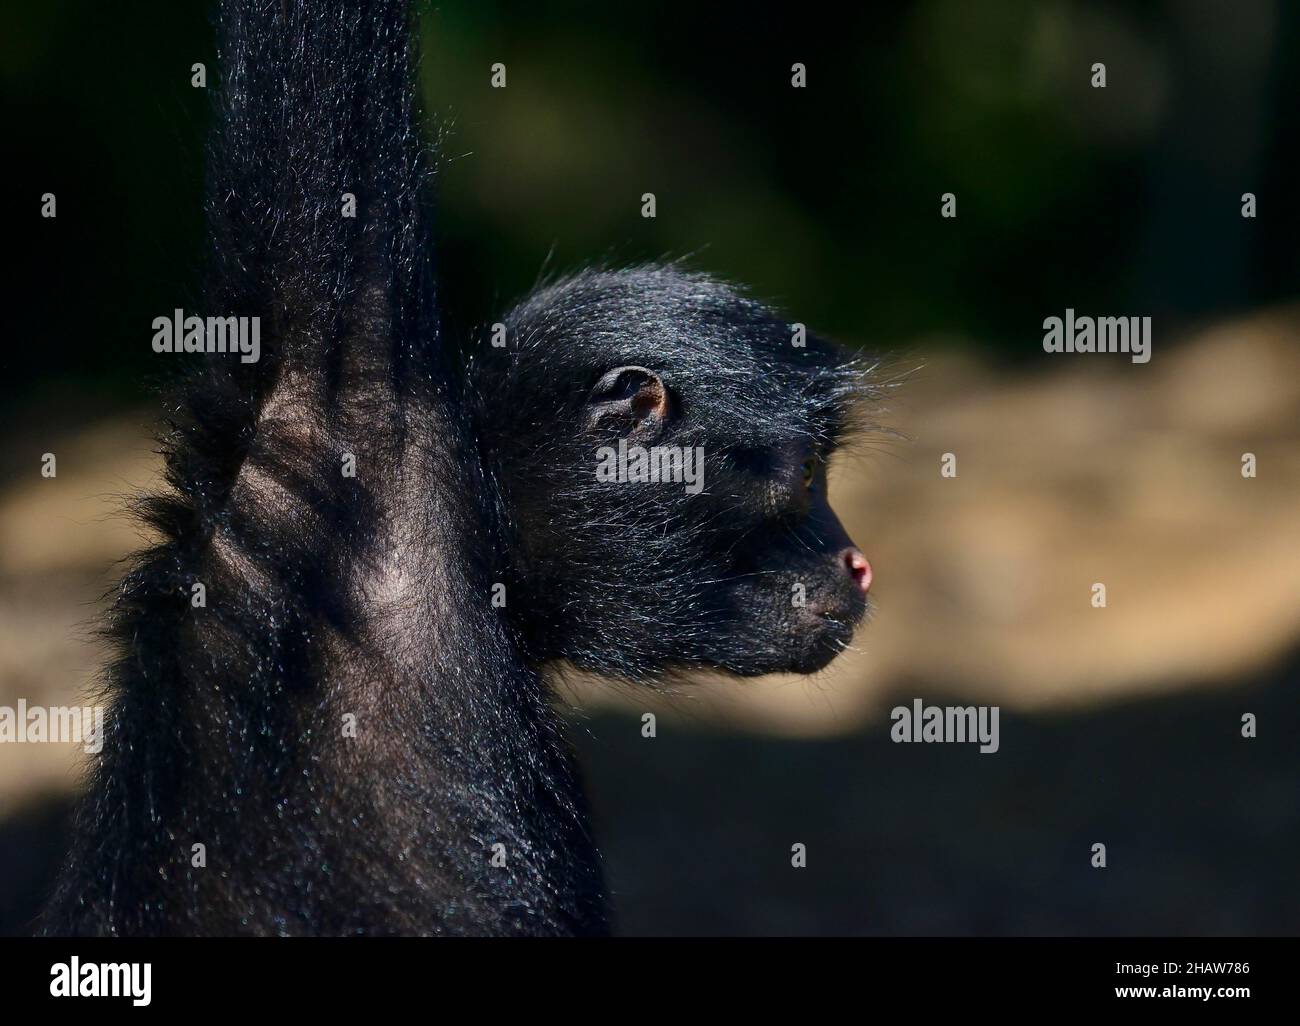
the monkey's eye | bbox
[800,457,817,490]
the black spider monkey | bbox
[39,0,876,936]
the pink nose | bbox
[842,548,872,594]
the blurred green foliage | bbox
[5,0,1298,416]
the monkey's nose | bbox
[842,548,872,594]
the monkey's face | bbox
[477,265,878,682]
[499,402,872,679]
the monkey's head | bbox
[470,265,878,681]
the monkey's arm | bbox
[193,0,439,475]
[39,0,607,937]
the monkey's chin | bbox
[770,613,860,675]
[798,628,854,672]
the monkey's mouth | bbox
[815,593,868,634]
[819,611,860,646]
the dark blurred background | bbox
[8,0,1300,415]
[2,0,1298,934]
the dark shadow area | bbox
[0,794,71,937]
[571,652,1300,936]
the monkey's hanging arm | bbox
[39,0,607,936]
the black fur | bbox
[39,0,877,936]
[40,0,604,937]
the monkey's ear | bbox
[586,366,671,437]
